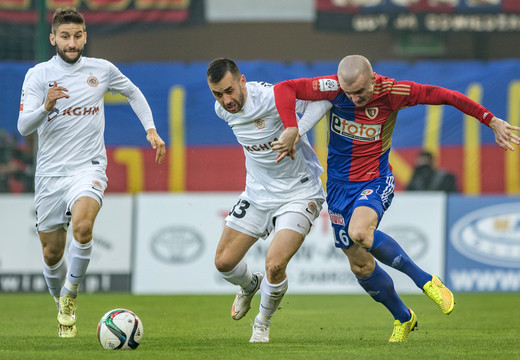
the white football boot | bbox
[249,320,270,343]
[231,272,264,320]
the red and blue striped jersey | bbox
[274,73,494,183]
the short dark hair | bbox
[52,7,85,34]
[207,58,240,83]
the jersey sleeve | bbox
[403,81,495,126]
[274,76,338,128]
[17,67,49,136]
[107,61,156,130]
[298,100,332,136]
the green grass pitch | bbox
[0,292,518,359]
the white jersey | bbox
[18,55,155,176]
[215,81,325,207]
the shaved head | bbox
[337,55,375,107]
[337,55,373,86]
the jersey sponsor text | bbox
[331,114,381,142]
[62,106,100,117]
[244,138,277,153]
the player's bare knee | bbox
[348,227,372,249]
[214,255,235,273]
[72,219,94,242]
[43,247,64,266]
[265,260,286,283]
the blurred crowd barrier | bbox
[1,192,518,294]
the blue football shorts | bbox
[326,176,395,249]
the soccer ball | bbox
[97,309,143,350]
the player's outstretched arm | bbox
[146,128,166,164]
[272,127,299,163]
[489,116,520,151]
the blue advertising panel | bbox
[446,195,520,292]
[3,59,519,148]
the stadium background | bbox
[0,0,519,295]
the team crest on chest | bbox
[365,107,378,119]
[254,119,265,129]
[87,76,99,87]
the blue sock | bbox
[369,230,431,289]
[357,262,411,322]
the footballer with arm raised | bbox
[272,54,520,342]
[17,7,165,338]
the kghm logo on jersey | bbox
[365,107,379,119]
[254,119,265,129]
[329,211,345,226]
[331,114,381,142]
[62,106,99,116]
[87,76,99,87]
[358,189,373,200]
[244,137,277,153]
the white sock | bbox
[256,276,288,324]
[42,256,67,298]
[219,260,253,289]
[60,238,92,297]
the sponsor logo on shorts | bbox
[358,189,373,201]
[306,201,317,215]
[87,76,99,87]
[254,119,265,129]
[329,211,345,226]
[91,180,103,191]
[331,114,381,142]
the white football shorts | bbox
[225,197,324,240]
[34,169,108,232]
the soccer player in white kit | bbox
[17,8,166,338]
[207,58,330,343]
